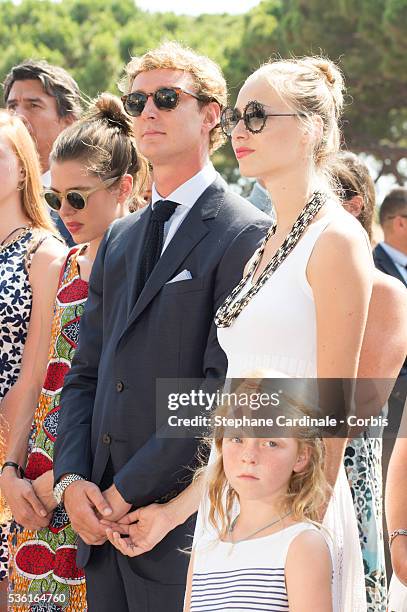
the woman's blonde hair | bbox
[247,56,345,193]
[120,41,227,155]
[0,111,57,233]
[50,93,149,210]
[198,376,329,539]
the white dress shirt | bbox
[151,163,217,253]
[381,241,407,284]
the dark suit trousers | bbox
[85,542,186,612]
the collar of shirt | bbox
[381,242,407,267]
[151,163,217,210]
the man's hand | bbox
[102,484,131,522]
[31,470,57,515]
[0,470,51,530]
[103,502,176,557]
[63,480,112,545]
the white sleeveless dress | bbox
[194,204,367,612]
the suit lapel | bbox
[118,177,225,344]
[375,244,406,286]
[125,206,152,318]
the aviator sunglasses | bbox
[221,100,305,136]
[43,176,120,211]
[121,87,206,117]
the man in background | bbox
[374,187,407,288]
[3,59,82,245]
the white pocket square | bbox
[166,270,193,284]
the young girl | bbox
[2,92,146,610]
[184,381,333,612]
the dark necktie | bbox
[138,199,179,293]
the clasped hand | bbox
[102,502,175,557]
[0,469,53,530]
[63,480,131,546]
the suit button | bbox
[102,433,111,445]
[116,380,124,393]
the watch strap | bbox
[53,473,86,504]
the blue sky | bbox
[136,0,261,15]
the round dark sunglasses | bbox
[43,176,120,211]
[220,100,305,136]
[121,87,205,117]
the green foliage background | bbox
[0,0,406,183]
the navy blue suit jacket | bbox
[54,177,271,580]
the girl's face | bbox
[222,437,309,503]
[0,133,22,205]
[231,76,309,183]
[50,160,129,244]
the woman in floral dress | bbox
[0,110,65,597]
[3,93,146,611]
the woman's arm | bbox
[386,404,407,586]
[183,548,195,612]
[285,529,333,611]
[308,219,373,488]
[0,242,65,528]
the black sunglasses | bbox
[121,87,205,117]
[43,176,120,211]
[220,100,305,136]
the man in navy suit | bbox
[374,187,407,288]
[374,187,407,378]
[53,42,270,611]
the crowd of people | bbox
[0,41,406,612]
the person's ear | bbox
[117,174,133,203]
[201,101,221,133]
[301,114,323,147]
[342,195,364,218]
[395,214,407,231]
[60,113,77,128]
[293,446,311,473]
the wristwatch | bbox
[53,474,86,505]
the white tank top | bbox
[191,522,324,611]
[217,203,343,378]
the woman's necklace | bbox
[215,191,327,328]
[228,510,292,544]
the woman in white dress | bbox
[105,56,372,611]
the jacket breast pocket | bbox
[161,277,205,295]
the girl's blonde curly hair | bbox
[196,374,330,540]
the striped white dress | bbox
[190,522,321,611]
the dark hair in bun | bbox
[50,92,148,208]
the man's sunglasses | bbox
[220,100,305,136]
[121,87,205,117]
[43,176,120,211]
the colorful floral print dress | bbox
[8,246,89,612]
